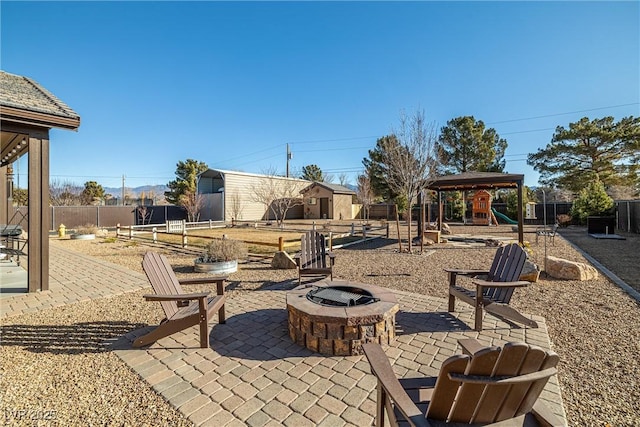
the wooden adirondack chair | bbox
[134,252,227,349]
[294,230,336,284]
[362,339,562,427]
[447,243,537,331]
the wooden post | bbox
[329,232,333,250]
[351,223,355,236]
[129,225,133,240]
[362,225,367,239]
[182,227,187,248]
[312,221,316,231]
[420,192,425,253]
[209,219,213,229]
[116,223,120,237]
[152,227,157,243]
[386,222,390,238]
[395,204,402,252]
[165,220,169,233]
[278,236,284,251]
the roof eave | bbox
[1,106,80,131]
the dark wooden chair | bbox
[362,339,562,427]
[294,230,336,284]
[134,252,227,349]
[536,223,559,245]
[447,243,537,331]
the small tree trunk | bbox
[395,205,402,252]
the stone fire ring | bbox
[286,280,399,356]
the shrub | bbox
[75,224,97,235]
[198,238,247,263]
[556,214,572,227]
[570,179,614,224]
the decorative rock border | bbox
[286,280,399,356]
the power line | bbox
[486,102,639,125]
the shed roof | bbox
[300,181,356,195]
[0,70,80,130]
[427,172,524,191]
[199,168,310,184]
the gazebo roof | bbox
[1,70,80,166]
[427,172,524,191]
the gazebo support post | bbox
[517,178,524,245]
[27,129,50,292]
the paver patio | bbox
[1,245,567,426]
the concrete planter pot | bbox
[71,233,96,240]
[194,259,238,274]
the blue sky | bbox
[2,1,638,190]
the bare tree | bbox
[180,189,205,222]
[251,168,304,228]
[356,174,374,221]
[383,109,439,252]
[229,190,244,223]
[137,205,153,225]
[49,179,82,206]
[338,173,350,187]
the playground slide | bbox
[491,207,518,225]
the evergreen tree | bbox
[301,164,324,182]
[436,116,507,174]
[527,116,640,193]
[165,159,209,205]
[570,179,614,224]
[81,181,105,205]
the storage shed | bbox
[299,182,356,220]
[197,169,310,222]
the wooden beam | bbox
[27,130,50,292]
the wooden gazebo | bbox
[1,70,80,292]
[427,172,525,244]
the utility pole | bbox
[286,143,293,177]
[121,174,125,206]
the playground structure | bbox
[491,207,518,225]
[472,190,492,225]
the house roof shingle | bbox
[0,70,80,129]
[301,181,356,195]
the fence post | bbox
[209,219,213,229]
[152,227,157,243]
[386,223,390,238]
[182,219,186,233]
[362,225,367,239]
[351,223,355,236]
[329,232,333,250]
[129,225,133,240]
[96,206,100,228]
[278,236,284,251]
[312,221,316,231]
[116,223,120,237]
[182,227,187,248]
[165,220,169,233]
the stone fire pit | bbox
[286,280,399,356]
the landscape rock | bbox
[520,259,541,282]
[271,251,297,269]
[546,255,598,281]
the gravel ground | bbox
[1,224,639,426]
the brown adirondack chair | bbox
[447,243,537,331]
[134,252,227,348]
[294,230,336,284]
[362,339,562,427]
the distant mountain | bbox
[103,185,168,199]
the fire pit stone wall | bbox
[286,281,399,356]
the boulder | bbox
[519,259,540,282]
[271,251,297,269]
[545,255,598,281]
